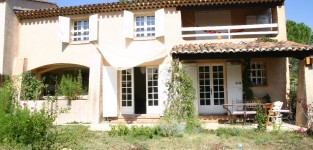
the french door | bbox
[120,67,159,114]
[198,64,226,115]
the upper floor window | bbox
[135,16,155,38]
[124,9,164,39]
[72,20,89,41]
[58,14,98,43]
[250,61,267,86]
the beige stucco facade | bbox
[2,1,301,124]
[0,0,56,75]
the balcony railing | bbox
[181,23,278,39]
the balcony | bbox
[182,23,278,40]
[180,7,280,41]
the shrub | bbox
[21,72,45,100]
[256,101,267,132]
[129,126,160,139]
[108,125,129,136]
[157,121,184,137]
[56,70,83,100]
[0,77,58,149]
[0,76,14,115]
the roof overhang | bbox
[15,0,284,20]
[171,41,313,60]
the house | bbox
[2,0,313,125]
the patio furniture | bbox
[280,109,293,123]
[223,102,258,124]
[267,101,283,126]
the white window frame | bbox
[146,67,159,107]
[250,61,267,86]
[135,15,156,38]
[71,19,89,42]
[120,69,134,114]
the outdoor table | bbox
[223,103,272,125]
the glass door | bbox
[120,69,134,114]
[198,64,226,115]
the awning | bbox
[171,41,313,60]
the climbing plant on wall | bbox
[163,60,200,130]
[242,59,253,101]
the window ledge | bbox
[70,41,90,45]
[133,37,156,41]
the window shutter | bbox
[182,63,199,115]
[124,10,134,39]
[155,8,165,37]
[89,14,98,41]
[102,66,118,117]
[58,16,70,43]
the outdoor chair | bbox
[267,101,283,126]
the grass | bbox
[1,125,313,150]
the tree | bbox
[287,20,312,45]
[286,20,313,116]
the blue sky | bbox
[50,0,313,30]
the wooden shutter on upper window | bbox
[124,10,134,39]
[102,66,118,117]
[58,16,70,43]
[155,8,165,37]
[89,14,98,41]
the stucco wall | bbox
[251,57,288,104]
[19,18,99,71]
[20,100,94,124]
[296,60,313,127]
[0,2,5,75]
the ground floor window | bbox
[250,61,267,86]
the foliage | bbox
[158,121,184,137]
[242,59,253,101]
[56,70,83,100]
[108,125,130,136]
[21,72,46,100]
[0,77,58,149]
[287,20,312,45]
[0,76,14,115]
[256,101,267,132]
[255,37,278,42]
[163,60,200,130]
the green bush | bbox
[129,126,160,139]
[56,70,83,100]
[108,125,129,136]
[0,76,14,115]
[157,121,184,137]
[21,72,45,100]
[256,101,267,132]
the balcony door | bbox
[195,10,231,40]
[198,65,226,115]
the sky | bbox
[50,0,313,30]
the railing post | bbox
[228,28,231,39]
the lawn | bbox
[2,125,312,150]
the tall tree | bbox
[287,20,312,45]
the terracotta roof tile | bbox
[171,41,313,54]
[15,0,284,20]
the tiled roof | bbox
[171,41,313,54]
[15,0,284,20]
